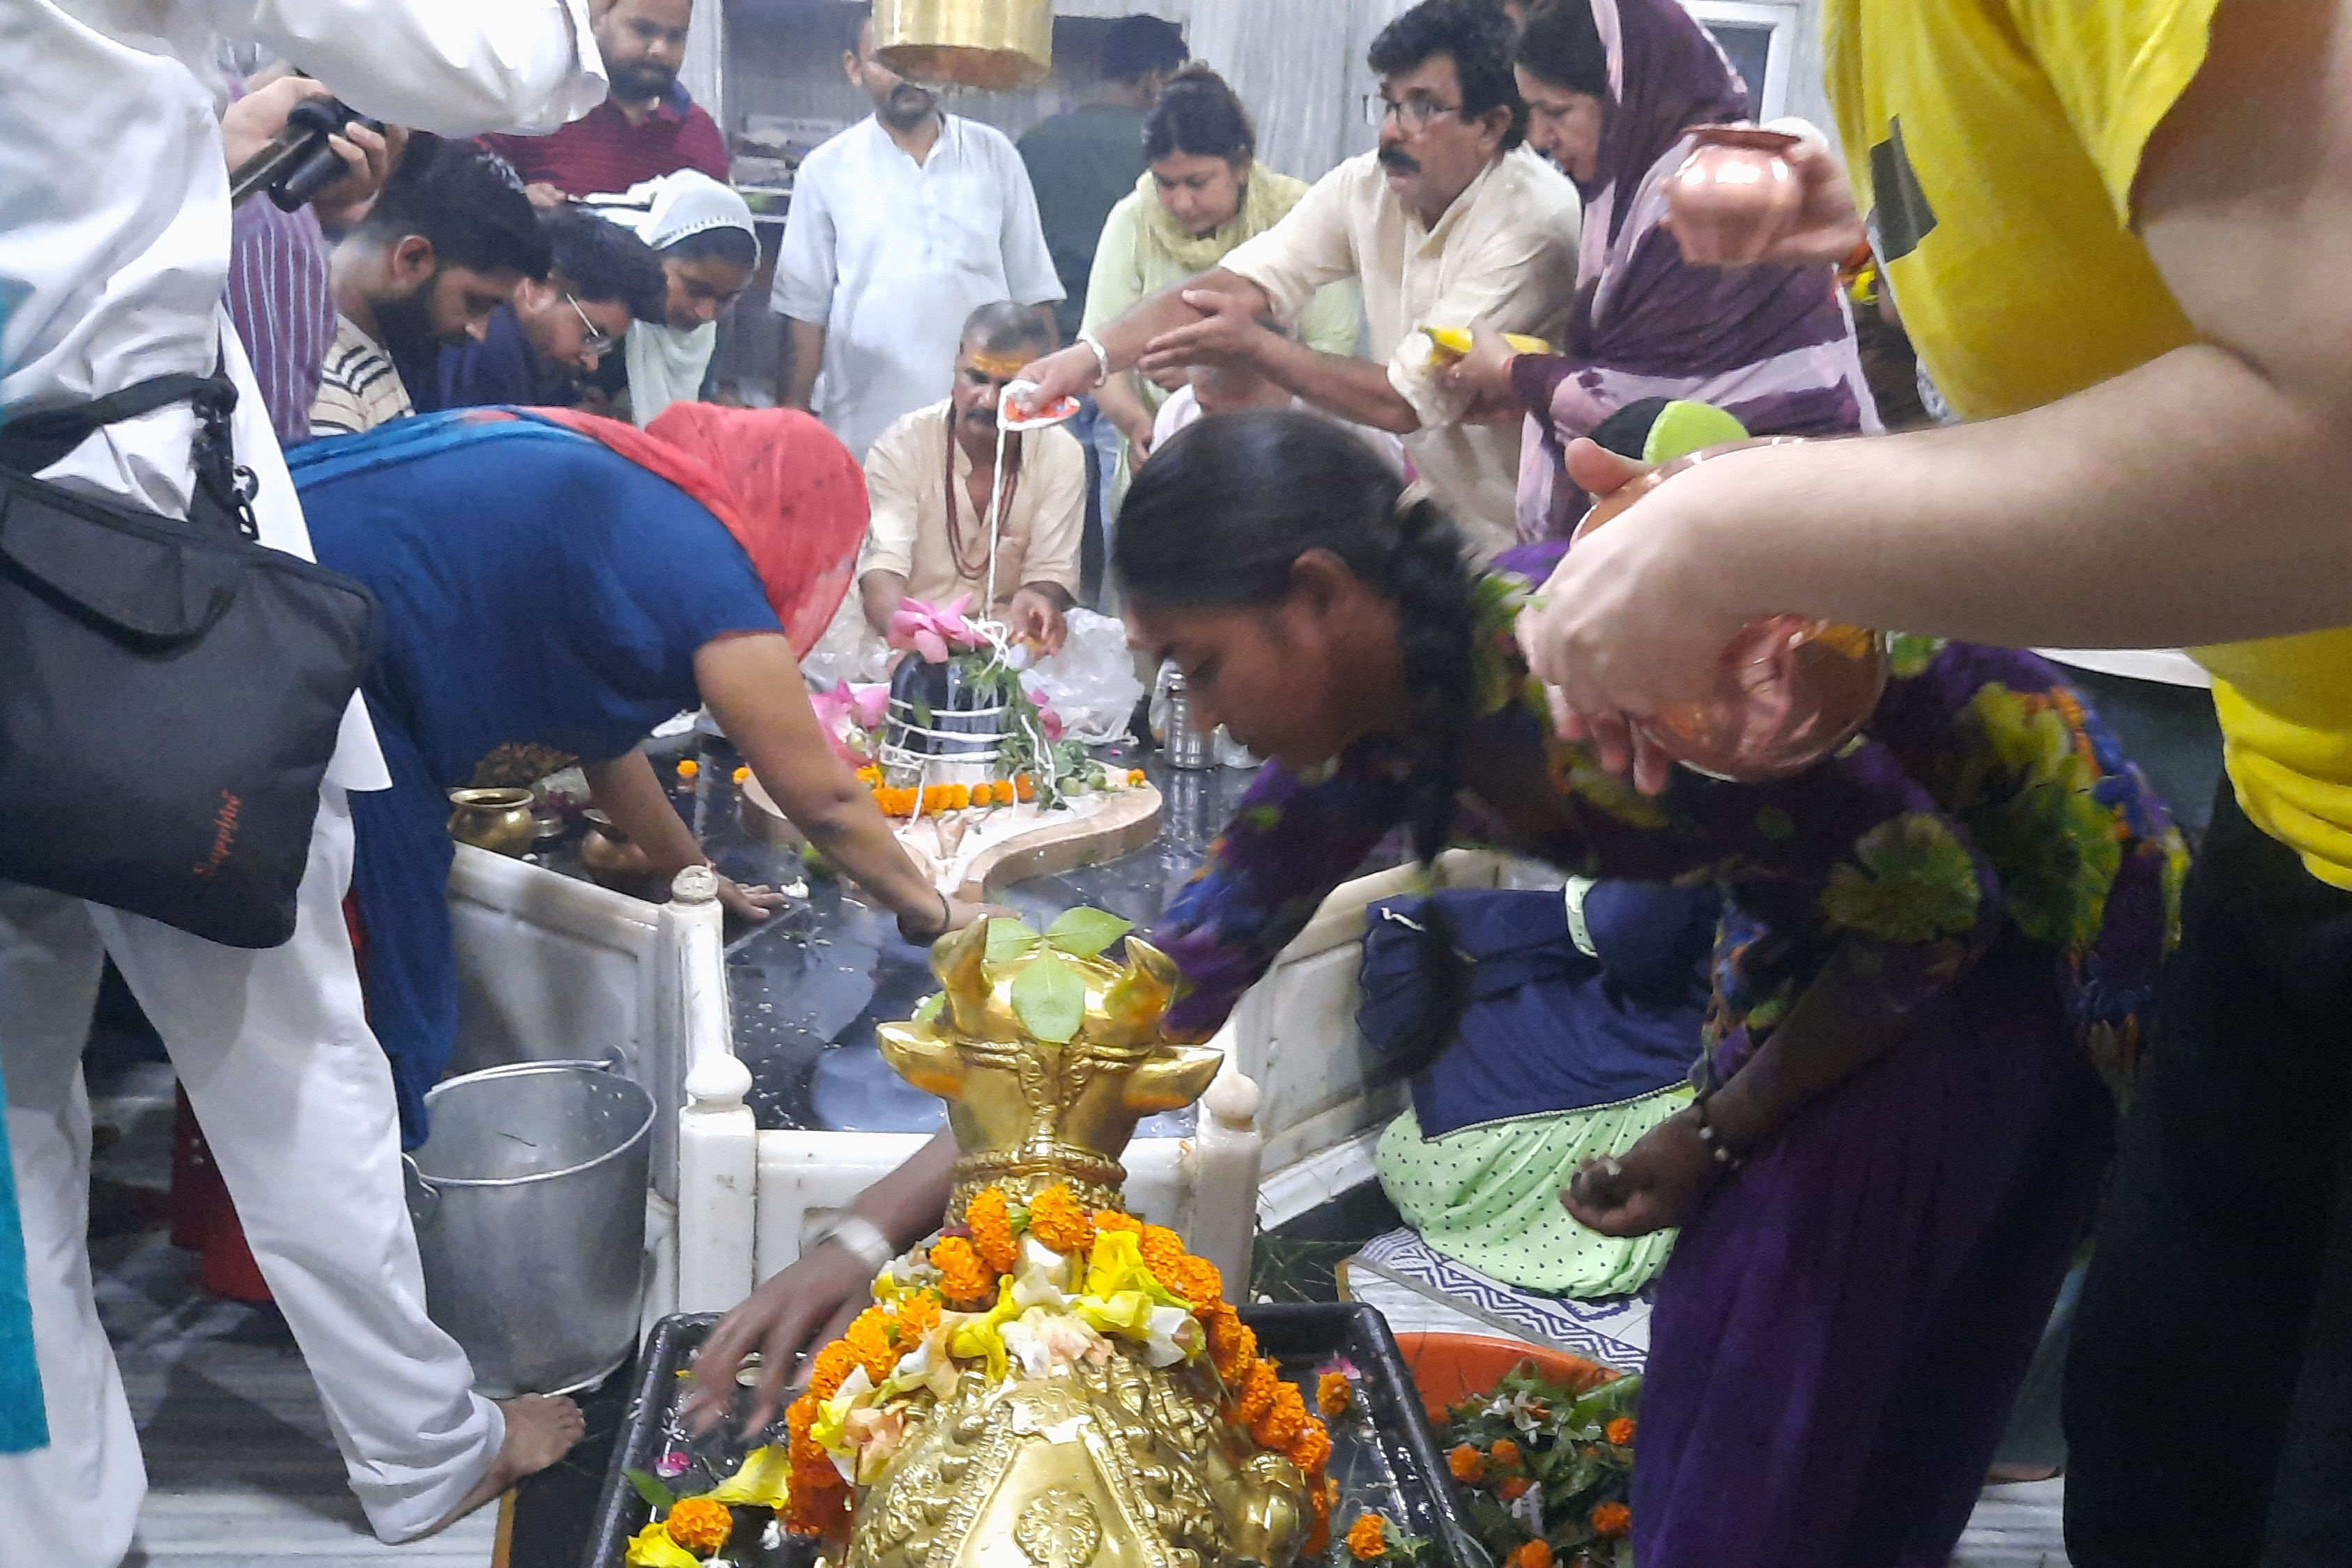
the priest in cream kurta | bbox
[852,305,1087,673]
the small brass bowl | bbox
[447,787,538,857]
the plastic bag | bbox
[1023,609,1145,744]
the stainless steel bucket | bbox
[405,1060,655,1398]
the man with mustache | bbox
[312,141,553,438]
[775,8,1063,463]
[479,0,729,203]
[1015,0,1580,558]
[854,302,1082,658]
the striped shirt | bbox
[312,316,415,439]
[225,198,336,449]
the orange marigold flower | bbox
[1168,1254,1223,1309]
[664,1496,733,1555]
[1345,1512,1389,1561]
[806,1341,860,1401]
[1252,1381,1307,1450]
[1489,1438,1522,1468]
[929,1236,994,1308]
[844,1307,898,1383]
[893,1289,942,1341]
[1287,1417,1332,1475]
[1015,773,1036,802]
[1027,1184,1096,1256]
[1590,1502,1631,1539]
[1449,1443,1486,1484]
[1498,1477,1531,1502]
[1605,1417,1636,1447]
[1128,768,1147,786]
[1509,1540,1553,1568]
[856,765,882,785]
[732,766,750,786]
[1093,1208,1143,1236]
[677,758,700,779]
[1207,1306,1256,1383]
[1139,1224,1186,1280]
[966,1186,1020,1275]
[948,784,971,810]
[1317,1370,1355,1417]
[1233,1358,1282,1424]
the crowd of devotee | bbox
[4,1,2350,1566]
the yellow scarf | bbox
[1131,160,1310,277]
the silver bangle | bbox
[1076,332,1112,390]
[1562,875,1598,958]
[816,1213,896,1273]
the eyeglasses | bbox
[564,292,620,355]
[1363,93,1466,133]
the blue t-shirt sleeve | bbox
[562,453,783,711]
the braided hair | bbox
[1117,410,1482,1076]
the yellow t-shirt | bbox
[1824,0,2352,887]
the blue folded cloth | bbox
[1358,883,1717,1138]
[0,1053,48,1453]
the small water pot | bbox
[404,1061,655,1397]
[447,787,537,856]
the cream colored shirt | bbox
[859,399,1086,612]
[1220,146,1582,557]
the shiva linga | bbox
[780,917,1329,1568]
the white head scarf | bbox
[585,171,759,426]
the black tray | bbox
[587,1305,1480,1568]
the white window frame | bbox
[1678,0,1801,124]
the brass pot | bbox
[579,809,658,892]
[447,788,538,857]
[874,0,1052,91]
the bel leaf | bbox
[985,917,1041,965]
[623,1466,677,1512]
[1045,906,1132,959]
[1010,951,1087,1043]
[913,991,945,1025]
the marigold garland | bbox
[1489,1438,1521,1468]
[776,1179,1334,1553]
[1026,1185,1096,1255]
[1590,1502,1632,1539]
[1346,1512,1390,1561]
[1317,1369,1355,1417]
[1498,1477,1531,1502]
[966,1186,1020,1274]
[928,1235,993,1308]
[1604,1417,1636,1447]
[1449,1443,1486,1484]
[663,1496,732,1555]
[1509,1541,1553,1568]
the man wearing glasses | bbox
[1015,0,1579,557]
[431,205,670,411]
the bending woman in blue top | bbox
[291,403,989,1139]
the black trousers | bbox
[2067,782,2352,1565]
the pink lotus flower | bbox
[888,594,985,663]
[810,682,890,764]
[1022,681,1066,741]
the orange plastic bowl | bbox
[1391,1330,1623,1426]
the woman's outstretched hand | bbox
[684,1242,875,1438]
[1433,321,1526,425]
[1516,438,1753,793]
[1561,1112,1721,1236]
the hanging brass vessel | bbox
[873,0,1054,91]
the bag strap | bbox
[0,369,259,539]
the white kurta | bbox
[773,115,1063,461]
[0,1,604,1558]
[1220,146,1583,558]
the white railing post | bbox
[668,866,758,1314]
[1188,1056,1263,1300]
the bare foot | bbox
[1986,1461,2063,1484]
[409,1394,586,1539]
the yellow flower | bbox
[677,758,700,778]
[624,1521,702,1567]
[705,1445,792,1508]
[947,1274,1020,1383]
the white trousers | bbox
[0,785,500,1563]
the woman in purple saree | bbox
[1446,0,1877,540]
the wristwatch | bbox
[815,1213,896,1273]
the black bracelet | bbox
[1691,1094,1746,1174]
[902,891,951,942]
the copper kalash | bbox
[838,921,1316,1568]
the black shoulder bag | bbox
[0,373,380,948]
